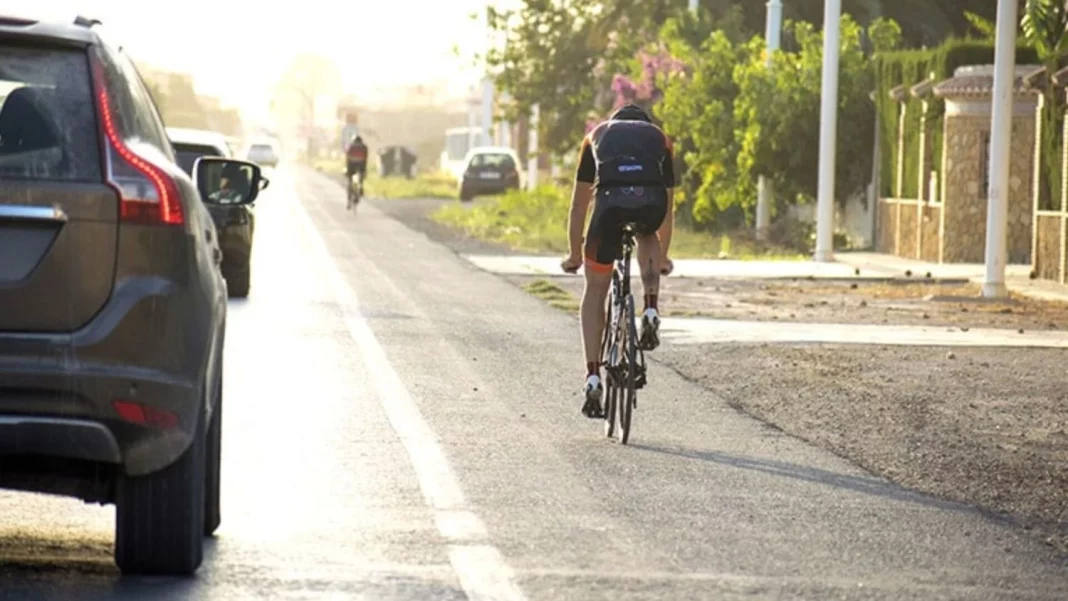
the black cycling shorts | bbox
[583,185,668,272]
[347,160,366,177]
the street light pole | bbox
[481,77,494,147]
[982,0,1019,297]
[756,0,783,240]
[527,104,539,189]
[813,0,841,262]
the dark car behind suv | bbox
[458,146,522,201]
[0,14,264,575]
[169,127,260,297]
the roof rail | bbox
[73,15,101,27]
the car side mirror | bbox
[194,157,265,205]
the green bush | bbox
[432,185,570,253]
[432,185,808,259]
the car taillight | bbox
[90,56,183,226]
[113,400,179,429]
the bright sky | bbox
[38,0,518,121]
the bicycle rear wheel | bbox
[617,294,637,445]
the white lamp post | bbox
[756,0,783,240]
[981,0,1019,298]
[813,0,841,262]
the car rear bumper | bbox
[0,275,210,479]
[462,179,519,195]
[0,416,121,463]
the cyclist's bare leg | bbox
[636,233,662,350]
[636,233,661,308]
[579,265,611,417]
[581,267,611,367]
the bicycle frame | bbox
[602,224,647,388]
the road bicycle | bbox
[599,223,647,444]
[346,171,364,211]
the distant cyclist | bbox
[560,104,676,419]
[209,163,249,204]
[346,135,369,195]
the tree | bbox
[656,26,747,225]
[1021,0,1068,209]
[733,16,900,218]
[487,0,696,158]
[656,12,901,229]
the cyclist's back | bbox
[582,119,673,193]
[346,137,368,175]
[578,108,674,273]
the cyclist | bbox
[346,135,369,196]
[560,103,676,419]
[209,163,249,204]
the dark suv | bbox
[0,14,264,575]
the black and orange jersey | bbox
[575,119,676,190]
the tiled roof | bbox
[933,64,1043,98]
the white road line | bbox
[283,171,527,601]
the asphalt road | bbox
[1,166,1065,600]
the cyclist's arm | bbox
[658,138,677,258]
[568,136,596,258]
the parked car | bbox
[168,127,261,298]
[245,140,279,167]
[458,146,522,201]
[0,14,266,575]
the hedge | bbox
[874,39,1040,200]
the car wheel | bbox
[203,367,222,537]
[114,401,207,575]
[227,268,250,298]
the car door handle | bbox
[0,204,67,222]
[213,248,222,264]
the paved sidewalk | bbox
[835,252,1068,304]
[661,317,1068,347]
[463,254,861,279]
[461,252,1068,304]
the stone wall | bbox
[1034,214,1063,281]
[877,199,898,254]
[921,204,942,262]
[899,203,918,256]
[1031,109,1068,284]
[875,198,942,260]
[942,114,1035,264]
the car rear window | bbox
[470,153,515,169]
[0,44,101,182]
[173,143,224,176]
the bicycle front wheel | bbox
[617,295,637,445]
[600,293,617,438]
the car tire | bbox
[203,368,222,537]
[114,401,207,575]
[228,268,250,298]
